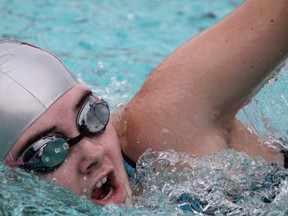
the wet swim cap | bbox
[0,40,78,160]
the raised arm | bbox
[116,0,288,161]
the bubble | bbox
[52,178,57,183]
[2,191,11,199]
[45,157,50,162]
[127,13,134,20]
[54,148,61,153]
[83,176,87,181]
[116,102,125,108]
[63,143,69,150]
[98,61,104,68]
[161,128,170,134]
[80,195,87,201]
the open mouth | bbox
[92,176,112,200]
[91,171,126,206]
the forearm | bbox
[147,0,288,121]
[207,0,288,109]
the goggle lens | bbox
[77,98,109,134]
[15,96,110,173]
[41,138,69,168]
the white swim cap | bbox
[0,40,78,160]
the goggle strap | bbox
[4,161,25,167]
[66,130,88,147]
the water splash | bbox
[1,149,288,215]
[0,163,152,215]
[132,149,288,215]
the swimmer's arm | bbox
[149,0,288,124]
[121,0,288,161]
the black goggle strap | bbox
[66,130,88,147]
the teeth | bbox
[96,181,102,189]
[101,176,107,185]
[95,176,107,189]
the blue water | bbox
[1,0,288,215]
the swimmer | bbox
[1,0,288,206]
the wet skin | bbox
[115,0,288,165]
[5,85,132,206]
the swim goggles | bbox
[14,96,110,174]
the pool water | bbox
[0,0,243,106]
[1,0,288,215]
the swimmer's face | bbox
[5,85,132,206]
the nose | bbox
[75,138,106,174]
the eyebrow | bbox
[73,90,93,112]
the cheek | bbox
[105,124,123,156]
[105,127,131,196]
[103,125,126,170]
[40,163,80,192]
